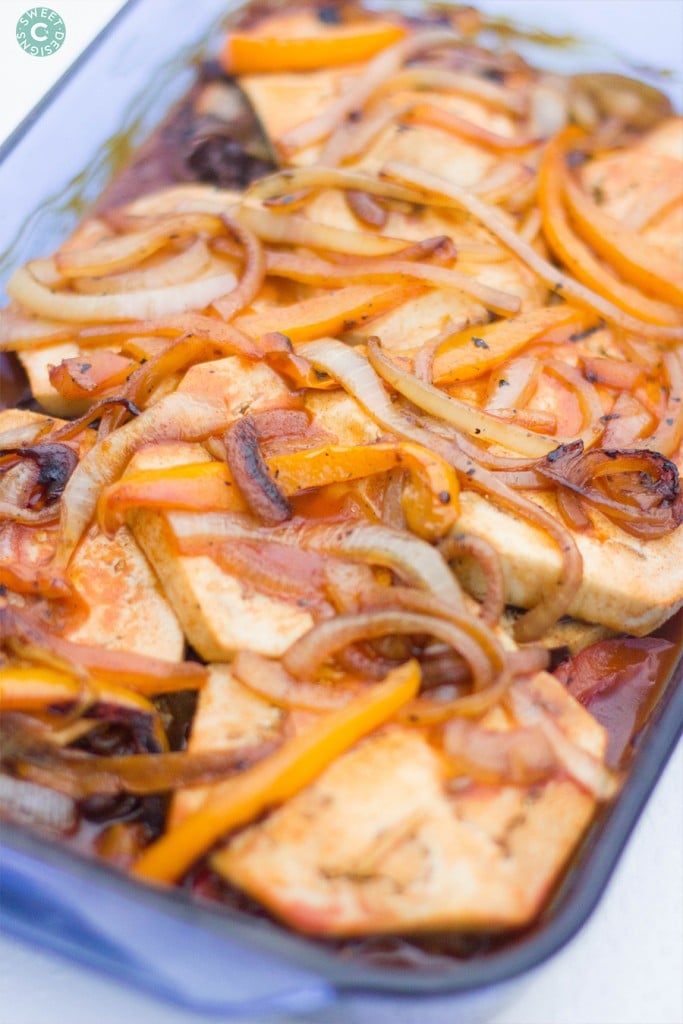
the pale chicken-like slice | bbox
[0,409,184,659]
[454,487,683,636]
[235,88,683,634]
[127,356,321,659]
[127,367,386,659]
[19,342,90,418]
[170,664,283,828]
[239,67,548,342]
[209,670,606,935]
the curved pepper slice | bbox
[98,441,460,541]
[97,463,248,535]
[563,173,683,307]
[539,127,681,327]
[0,666,168,750]
[132,659,420,884]
[268,441,460,540]
[433,305,588,385]
[222,20,406,75]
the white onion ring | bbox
[281,610,497,688]
[71,239,211,295]
[238,204,407,256]
[169,512,466,610]
[6,265,237,324]
[211,217,265,321]
[367,340,557,456]
[55,213,224,277]
[55,393,230,568]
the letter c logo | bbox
[31,22,49,42]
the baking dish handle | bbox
[0,843,336,1018]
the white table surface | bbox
[1,2,682,1023]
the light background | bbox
[0,2,681,1023]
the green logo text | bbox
[16,7,66,57]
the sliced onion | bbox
[100,332,261,435]
[443,717,556,785]
[0,461,38,508]
[281,610,498,690]
[267,251,519,314]
[279,29,463,154]
[225,418,292,525]
[76,312,260,357]
[1,605,208,695]
[473,162,534,205]
[211,217,265,321]
[405,103,540,152]
[6,265,237,323]
[300,337,555,458]
[0,307,74,351]
[394,672,511,723]
[634,350,683,458]
[320,103,412,167]
[54,393,230,568]
[507,682,617,799]
[7,724,275,797]
[46,398,140,443]
[71,239,211,295]
[358,586,506,679]
[0,773,76,835]
[345,189,389,228]
[366,340,557,457]
[485,356,539,411]
[581,356,643,391]
[543,358,605,449]
[246,166,420,208]
[297,338,582,640]
[535,441,683,539]
[238,204,407,256]
[0,500,59,524]
[55,213,225,277]
[233,650,357,711]
[438,532,505,624]
[381,161,683,344]
[0,443,78,506]
[0,422,50,448]
[380,66,525,114]
[168,512,465,610]
[601,393,653,448]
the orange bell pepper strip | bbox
[48,351,138,400]
[0,666,168,750]
[132,659,420,884]
[432,305,588,385]
[269,442,460,540]
[1,605,208,697]
[222,20,406,75]
[563,173,683,307]
[97,463,247,535]
[99,441,459,541]
[539,128,682,327]
[234,283,420,343]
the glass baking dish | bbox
[0,2,681,1020]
